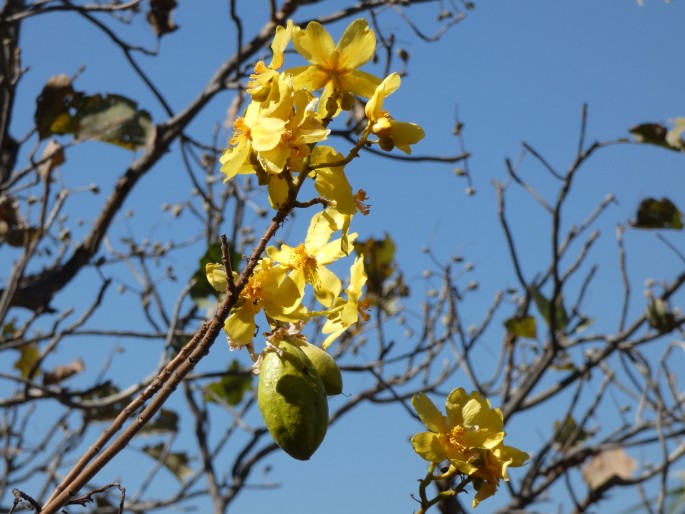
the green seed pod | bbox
[291,340,343,396]
[257,342,329,460]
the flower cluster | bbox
[412,389,529,508]
[207,18,422,350]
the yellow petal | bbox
[219,145,251,181]
[390,120,425,154]
[267,173,290,209]
[224,303,259,346]
[205,263,227,292]
[364,73,401,119]
[339,69,383,100]
[472,481,498,508]
[321,325,346,350]
[337,19,376,69]
[251,117,287,151]
[288,65,330,92]
[268,20,292,70]
[411,432,447,463]
[412,392,448,434]
[462,398,483,427]
[292,21,336,65]
[312,264,342,308]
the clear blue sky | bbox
[5,1,685,513]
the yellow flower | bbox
[321,255,370,349]
[257,74,330,175]
[219,100,287,181]
[221,258,305,348]
[247,21,293,102]
[471,445,529,507]
[288,19,382,115]
[267,209,356,308]
[310,146,370,216]
[365,73,425,154]
[411,389,505,475]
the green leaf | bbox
[13,344,40,379]
[504,315,537,339]
[141,409,180,435]
[632,197,683,230]
[629,118,685,152]
[646,297,677,334]
[204,360,252,406]
[34,74,153,150]
[553,415,592,449]
[189,242,242,305]
[142,443,192,482]
[529,285,568,332]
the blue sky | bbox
[4,1,685,513]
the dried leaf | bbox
[354,234,396,303]
[35,74,80,138]
[629,118,685,152]
[34,75,153,150]
[142,443,192,482]
[0,195,38,247]
[42,357,85,385]
[632,197,683,230]
[75,94,153,150]
[147,0,178,37]
[38,139,65,181]
[582,448,637,489]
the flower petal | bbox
[411,432,447,463]
[292,21,336,65]
[268,20,292,70]
[312,264,342,307]
[412,392,448,434]
[224,303,259,347]
[340,69,383,100]
[337,19,376,69]
[289,65,330,92]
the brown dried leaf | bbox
[147,0,178,37]
[38,139,65,181]
[43,358,85,385]
[582,448,637,489]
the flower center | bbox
[354,189,371,215]
[449,426,468,451]
[291,244,319,285]
[358,298,371,321]
[230,118,250,146]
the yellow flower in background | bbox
[220,258,305,348]
[267,209,356,308]
[288,19,381,115]
[365,73,425,154]
[321,255,370,348]
[411,389,505,475]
